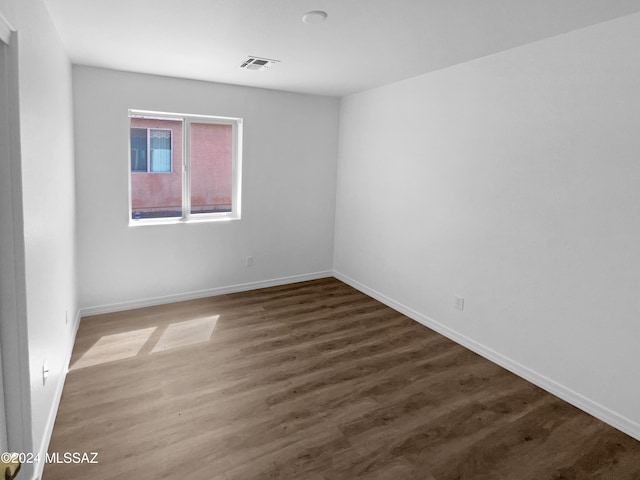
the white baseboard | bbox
[33,309,82,480]
[333,270,640,442]
[80,271,334,317]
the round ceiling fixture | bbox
[302,10,328,24]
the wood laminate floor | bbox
[45,278,640,479]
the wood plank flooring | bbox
[44,278,640,479]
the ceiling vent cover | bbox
[240,56,280,71]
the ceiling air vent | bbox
[240,56,280,71]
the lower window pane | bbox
[130,118,183,219]
[190,122,233,214]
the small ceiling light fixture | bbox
[302,10,328,24]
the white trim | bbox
[0,10,13,45]
[333,270,640,442]
[0,31,35,477]
[33,309,81,480]
[129,109,240,124]
[128,214,239,226]
[80,271,333,317]
[182,117,191,218]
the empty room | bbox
[1,0,640,479]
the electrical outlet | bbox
[454,295,465,311]
[245,256,253,267]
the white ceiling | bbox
[43,0,640,97]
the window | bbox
[130,128,173,173]
[128,110,242,223]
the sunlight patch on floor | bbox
[72,327,156,369]
[150,315,219,354]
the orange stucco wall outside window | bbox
[190,122,233,213]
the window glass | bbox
[149,129,172,173]
[129,110,242,223]
[130,117,182,219]
[190,122,233,214]
[130,128,147,172]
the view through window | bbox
[129,110,242,222]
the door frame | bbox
[0,8,33,469]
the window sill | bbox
[128,215,240,227]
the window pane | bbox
[130,128,147,172]
[130,117,183,219]
[190,122,233,214]
[150,129,172,173]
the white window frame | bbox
[128,109,243,225]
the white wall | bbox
[335,12,640,438]
[0,0,78,477]
[74,66,339,312]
